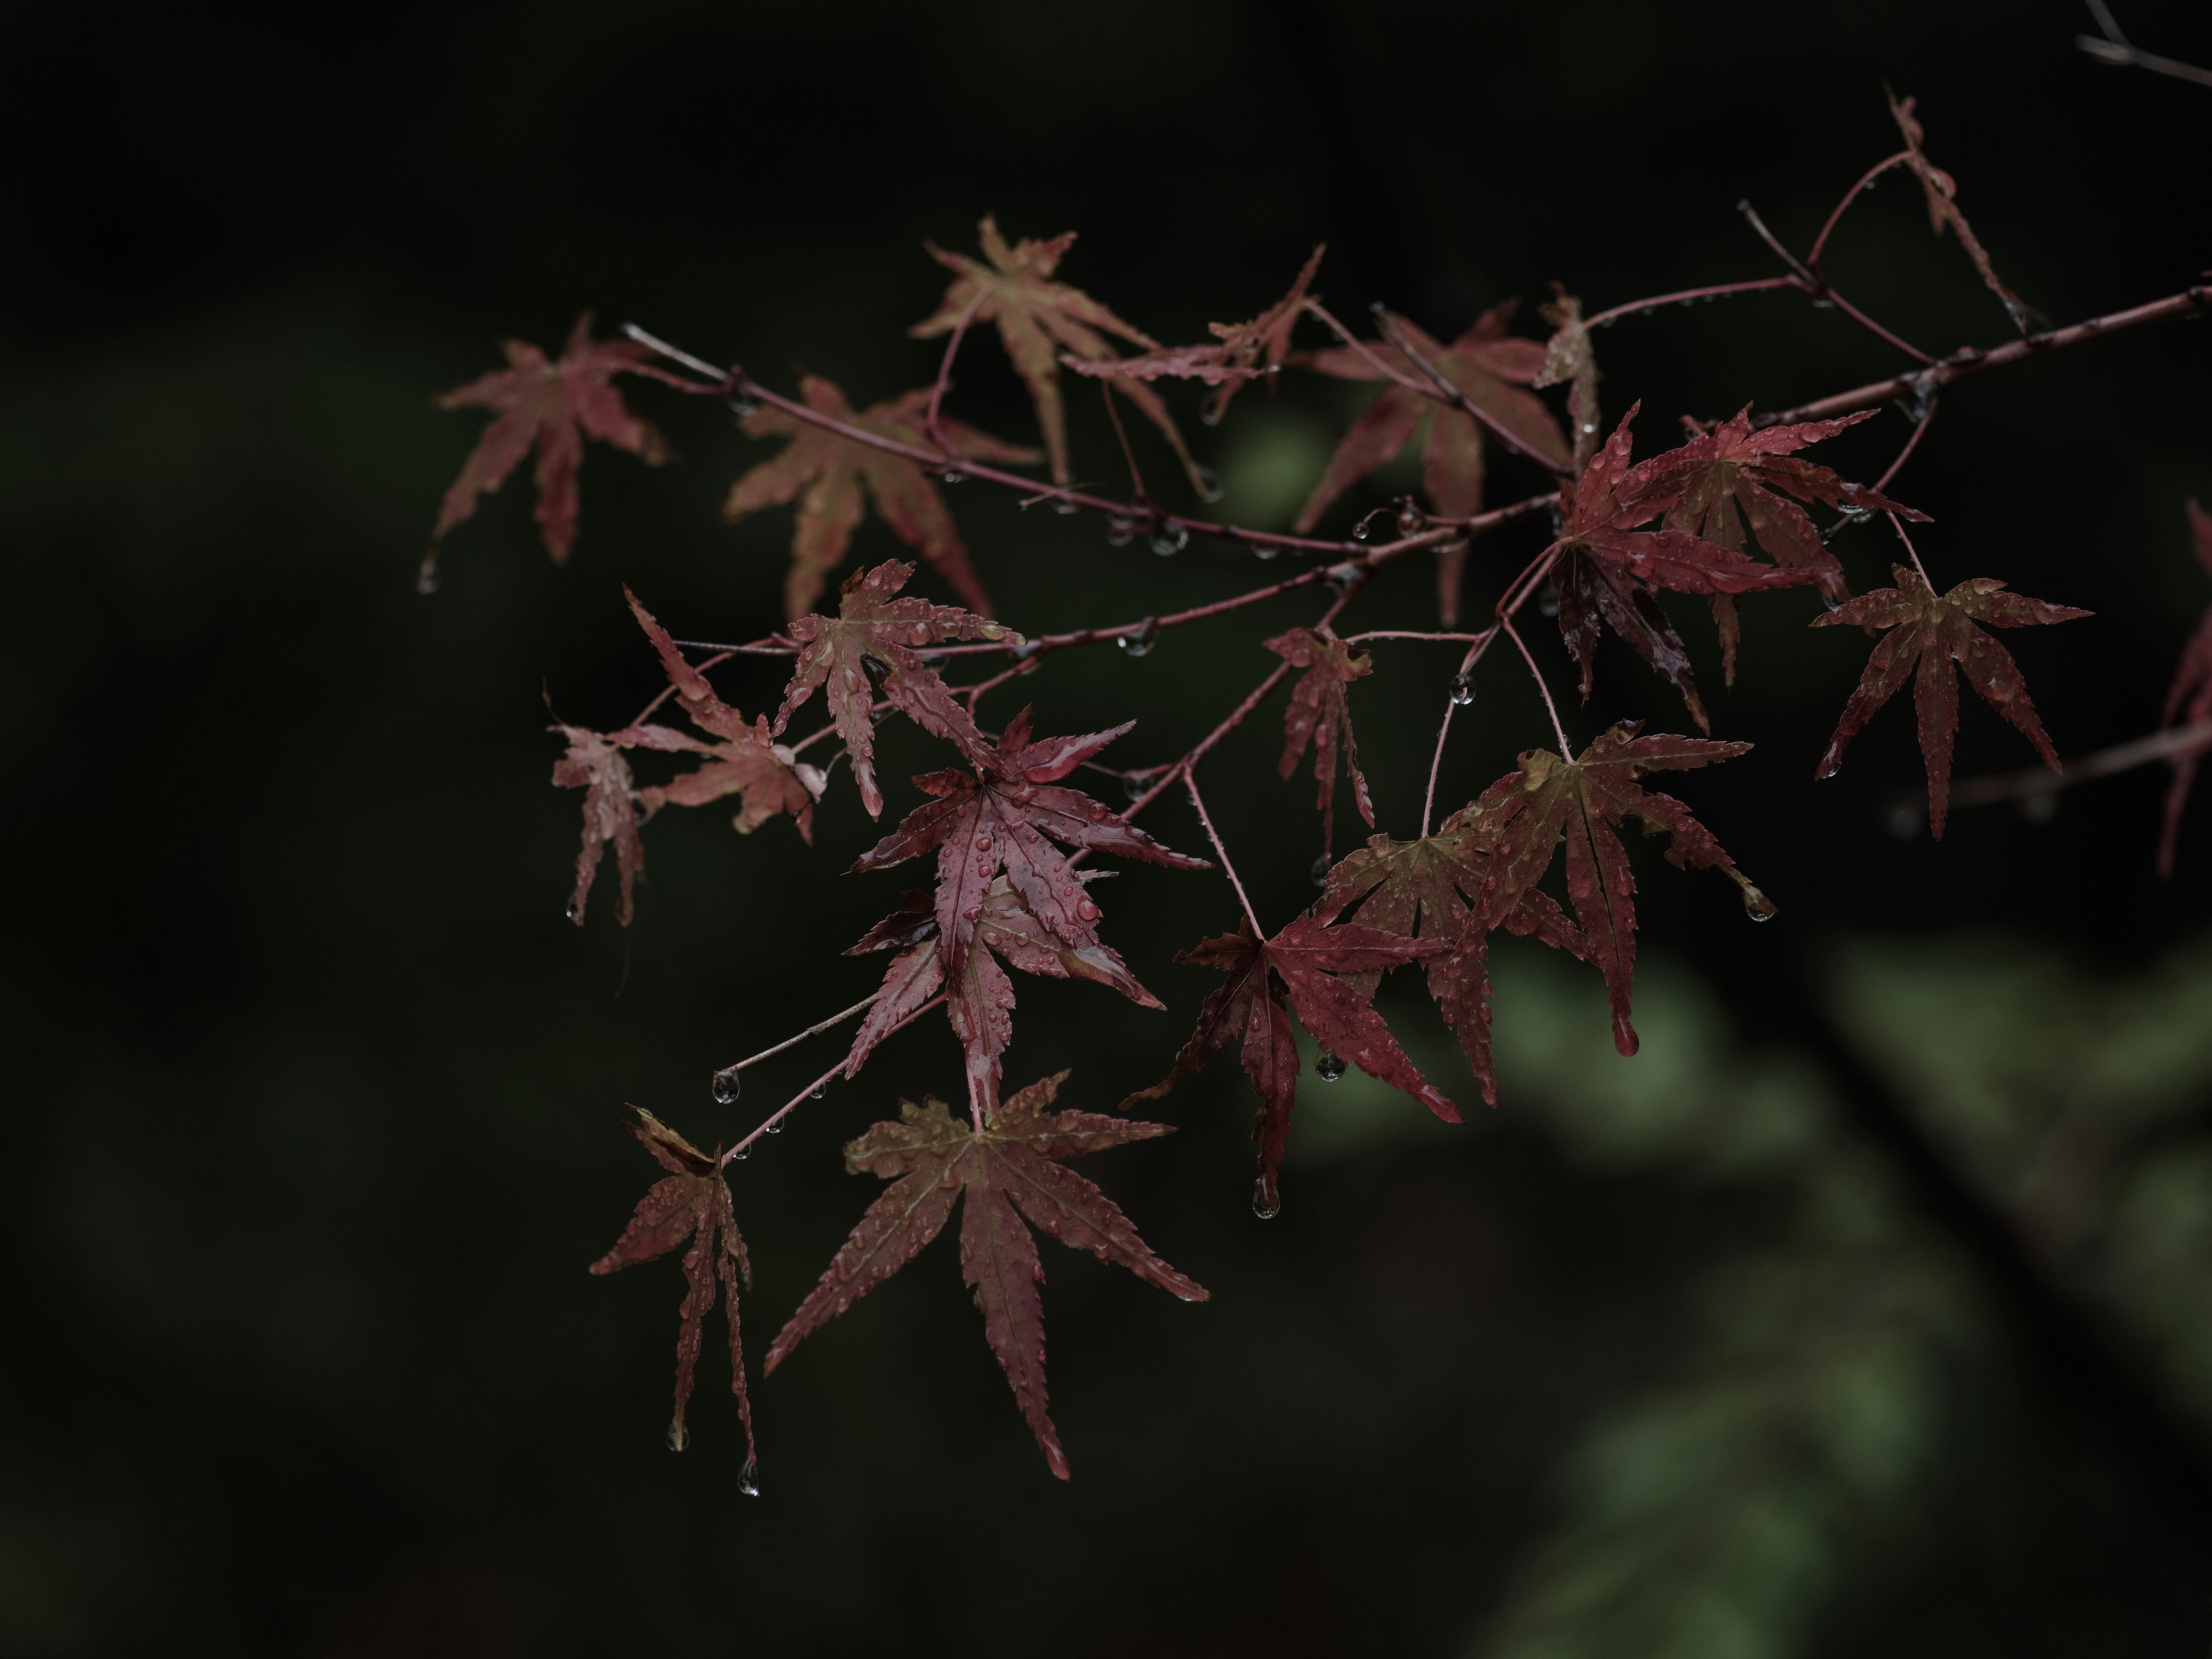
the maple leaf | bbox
[1810,563,2090,837]
[1889,90,2033,335]
[844,877,1162,1121]
[1472,723,1771,1059]
[430,313,668,578]
[1130,912,1458,1213]
[590,1108,756,1469]
[552,725,646,926]
[1535,286,1601,470]
[1264,626,1375,851]
[1313,809,1585,1106]
[1066,245,1325,426]
[1294,302,1567,623]
[1547,404,1826,732]
[1627,407,1927,683]
[771,560,1014,819]
[853,709,1207,1113]
[764,1071,1207,1480]
[2158,500,2212,878]
[910,215,1210,496]
[725,374,1039,620]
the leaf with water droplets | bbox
[551,725,647,927]
[589,1108,756,1470]
[1264,626,1375,853]
[1809,563,2089,836]
[765,1072,1206,1480]
[2158,500,2212,877]
[429,313,668,577]
[725,374,1038,619]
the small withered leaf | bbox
[764,1073,1206,1480]
[1264,627,1375,854]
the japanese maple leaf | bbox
[725,374,1038,620]
[910,215,1210,497]
[1129,912,1457,1213]
[589,1108,756,1469]
[771,560,1014,819]
[1313,809,1585,1106]
[1295,302,1567,623]
[1472,723,1772,1060]
[1535,286,1601,471]
[2158,500,2212,878]
[853,708,1207,1108]
[764,1071,1207,1480]
[1810,563,2090,837]
[552,725,646,926]
[1067,245,1325,426]
[844,877,1161,1121]
[430,313,668,578]
[1264,626,1375,851]
[1547,404,1824,732]
[1889,90,2033,334]
[1628,407,1926,682]
[624,589,825,838]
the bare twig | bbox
[2077,2,2212,89]
[1184,771,1263,933]
[1911,716,2212,816]
[715,993,882,1079]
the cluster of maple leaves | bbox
[426,99,2212,1480]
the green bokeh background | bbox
[6,1,2212,1653]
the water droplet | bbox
[1580,422,1597,435]
[712,1067,743,1104]
[1315,1050,1347,1082]
[810,1081,827,1099]
[1396,500,1422,535]
[738,1456,760,1497]
[764,1116,784,1132]
[1077,898,1100,921]
[1740,884,1778,923]
[1251,1175,1281,1219]
[1886,802,1922,840]
[1324,563,1361,595]
[1310,852,1332,887]
[668,1421,690,1452]
[1123,771,1152,802]
[1051,498,1079,516]
[963,904,982,922]
[1105,516,1135,547]
[415,554,441,595]
[1119,618,1159,658]
[565,899,581,923]
[1537,586,1561,618]
[1450,673,1475,707]
[727,390,760,417]
[732,1145,750,1161]
[941,468,964,484]
[974,835,992,851]
[1150,523,1188,556]
[1253,542,1281,561]
[1351,522,1370,543]
[1195,465,1224,503]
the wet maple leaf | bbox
[910,215,1210,496]
[1810,563,2090,837]
[771,560,1014,819]
[1067,245,1325,426]
[1295,302,1566,623]
[1889,90,2033,334]
[1627,407,1926,682]
[1548,404,1825,731]
[725,374,1039,620]
[844,877,1161,1120]
[590,1108,756,1471]
[853,709,1206,1112]
[1472,724,1771,1059]
[552,725,646,926]
[1265,626,1374,852]
[430,313,668,579]
[1535,286,1601,471]
[764,1071,1206,1480]
[1130,912,1457,1213]
[1314,809,1585,1105]
[2158,501,2212,878]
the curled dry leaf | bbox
[1888,90,2035,334]
[590,1109,756,1469]
[764,1071,1206,1480]
[430,313,668,578]
[1810,563,2090,836]
[724,374,1039,620]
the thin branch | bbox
[1184,771,1263,934]
[1584,275,1804,330]
[716,993,881,1078]
[1741,190,1934,363]
[1807,151,1916,271]
[923,284,988,454]
[721,995,948,1164]
[1873,394,1940,493]
[1344,629,1493,645]
[1500,613,1573,759]
[1098,377,1153,507]
[1736,200,1820,286]
[2077,1,2212,89]
[1918,716,2212,815]
[1889,512,1934,588]
[1369,303,1574,476]
[1419,627,1500,839]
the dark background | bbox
[5,1,2212,1653]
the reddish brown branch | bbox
[1916,716,2212,815]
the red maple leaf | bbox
[1534,286,1600,469]
[1066,245,1325,426]
[1295,302,1567,623]
[430,313,668,579]
[844,877,1161,1120]
[1313,809,1585,1106]
[552,725,646,926]
[2158,500,2212,878]
[589,1108,756,1474]
[1265,626,1375,852]
[1810,563,2090,837]
[1129,911,1457,1214]
[763,1071,1207,1480]
[1628,407,1926,682]
[1889,90,2033,334]
[725,375,1039,620]
[852,708,1207,1110]
[910,215,1210,496]
[770,560,1015,819]
[1472,724,1771,1059]
[1547,404,1826,732]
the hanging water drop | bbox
[565,899,581,923]
[1396,499,1423,535]
[810,1081,828,1100]
[415,554,441,596]
[1051,498,1079,515]
[1450,673,1475,707]
[1251,1175,1281,1220]
[763,1116,783,1134]
[1105,516,1135,547]
[1195,465,1224,503]
[1740,884,1779,923]
[1253,541,1280,561]
[1123,771,1153,802]
[1119,618,1159,658]
[727,389,760,417]
[1310,851,1332,887]
[1537,585,1561,618]
[1324,562,1361,595]
[1351,521,1370,543]
[712,1067,742,1105]
[1315,1050,1348,1082]
[738,1456,760,1498]
[668,1421,690,1452]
